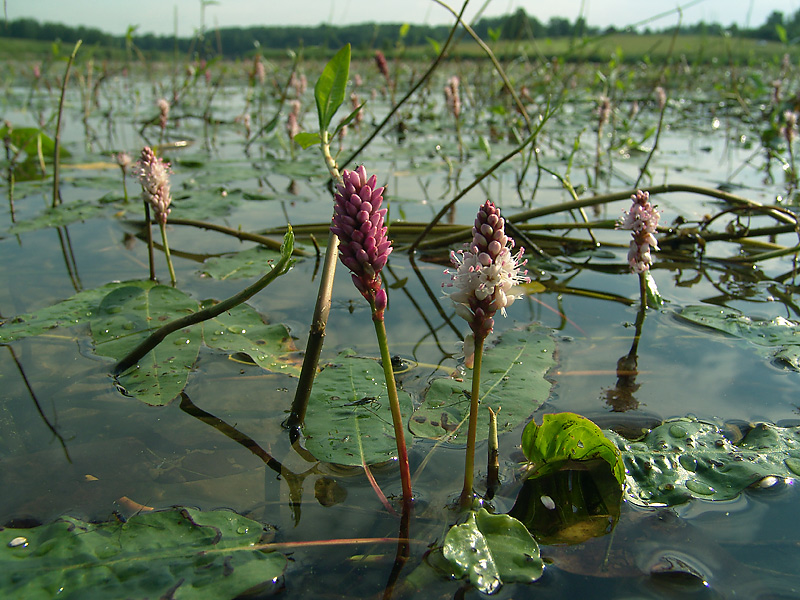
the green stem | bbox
[143,201,156,281]
[159,220,177,286]
[53,39,82,208]
[638,271,647,311]
[286,131,342,431]
[460,332,486,508]
[371,306,413,511]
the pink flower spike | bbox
[134,146,173,225]
[444,200,529,349]
[617,190,660,273]
[331,167,392,315]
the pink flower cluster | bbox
[134,147,173,225]
[444,76,461,119]
[445,201,528,365]
[330,166,392,316]
[618,190,660,273]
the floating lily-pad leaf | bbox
[202,303,300,376]
[443,508,543,594]
[0,280,155,343]
[303,350,413,466]
[7,199,109,235]
[521,412,625,486]
[0,507,287,600]
[607,418,800,506]
[94,284,202,405]
[409,324,555,442]
[1,278,300,405]
[201,246,284,280]
[678,305,800,370]
[171,190,241,220]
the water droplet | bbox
[8,537,27,548]
[784,457,800,476]
[122,322,135,330]
[107,306,122,314]
[686,479,715,495]
[669,425,687,439]
[679,454,697,472]
[540,495,556,510]
[756,475,779,489]
[236,526,249,534]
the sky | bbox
[4,0,797,37]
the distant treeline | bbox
[1,7,798,59]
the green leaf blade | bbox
[443,508,543,594]
[0,508,287,600]
[410,324,556,442]
[303,351,412,466]
[314,44,351,133]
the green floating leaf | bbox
[443,508,543,595]
[94,284,202,406]
[409,324,555,443]
[314,43,351,133]
[202,303,300,376]
[201,246,284,280]
[7,199,108,235]
[608,418,800,506]
[521,412,625,486]
[0,507,286,600]
[678,305,800,370]
[0,280,155,343]
[303,351,412,466]
[1,277,300,405]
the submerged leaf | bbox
[443,508,543,594]
[608,418,800,506]
[303,351,412,466]
[409,324,556,442]
[0,507,286,600]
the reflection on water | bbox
[2,62,800,597]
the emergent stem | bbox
[53,39,82,208]
[159,220,177,286]
[372,308,413,511]
[286,132,342,432]
[460,332,486,508]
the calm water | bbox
[1,59,800,598]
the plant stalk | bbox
[159,221,177,286]
[371,306,413,511]
[286,131,341,432]
[53,39,82,208]
[460,332,486,508]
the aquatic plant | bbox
[134,146,176,285]
[445,199,528,506]
[331,165,411,509]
